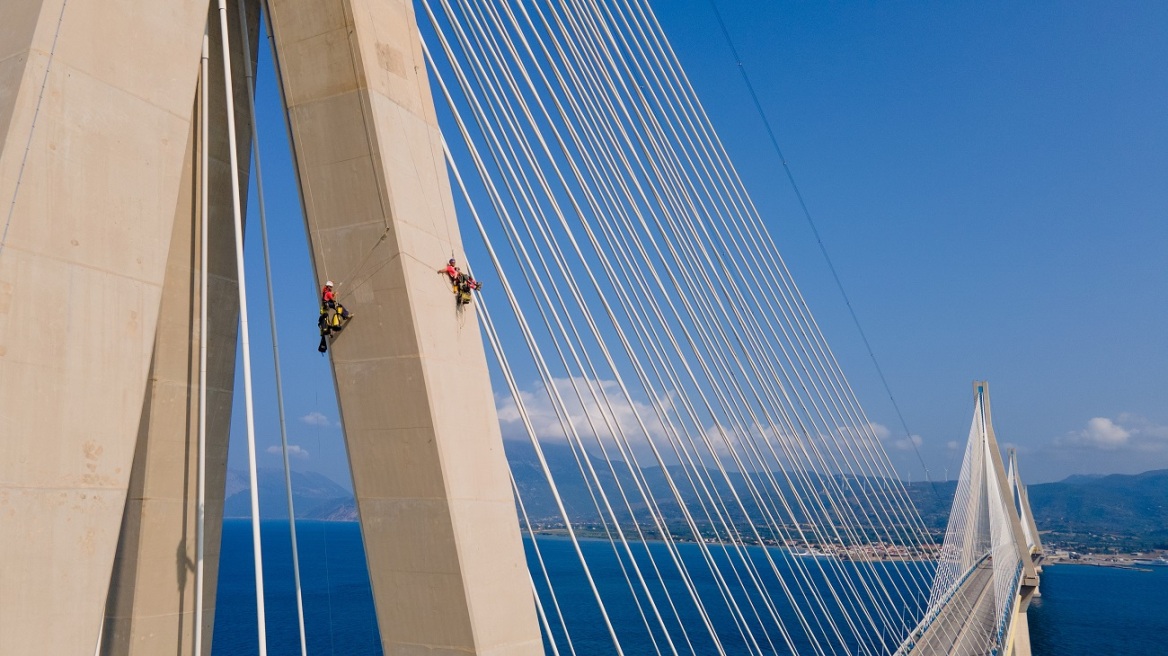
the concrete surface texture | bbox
[1,0,541,652]
[99,2,258,654]
[0,0,212,653]
[266,0,543,653]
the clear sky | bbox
[229,0,1167,487]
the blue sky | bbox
[229,0,1167,486]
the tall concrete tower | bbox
[0,0,541,654]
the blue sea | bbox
[213,520,1168,655]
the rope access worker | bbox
[317,280,353,353]
[438,258,482,305]
[320,281,352,320]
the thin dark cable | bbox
[333,228,389,300]
[312,391,337,655]
[1,0,70,263]
[707,0,933,484]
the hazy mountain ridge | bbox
[227,449,1168,550]
[506,442,1168,550]
[1025,469,1168,549]
[224,468,356,521]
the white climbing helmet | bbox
[325,280,334,287]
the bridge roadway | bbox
[908,562,998,655]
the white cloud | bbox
[946,440,959,450]
[1055,415,1168,453]
[266,444,309,459]
[496,379,940,472]
[1082,417,1129,448]
[300,411,330,427]
[894,434,924,451]
[1117,413,1168,441]
[844,421,921,451]
[495,377,795,470]
[496,376,669,448]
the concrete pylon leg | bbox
[100,3,259,654]
[266,0,542,653]
[1011,609,1033,656]
[0,1,211,653]
[976,382,1040,655]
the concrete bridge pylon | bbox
[975,381,1039,656]
[901,382,1043,656]
[0,0,541,654]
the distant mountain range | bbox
[902,469,1168,550]
[224,469,357,521]
[226,444,1168,551]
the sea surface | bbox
[213,520,1168,655]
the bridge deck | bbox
[910,562,998,655]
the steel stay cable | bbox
[235,2,308,653]
[541,6,906,648]
[430,76,629,655]
[429,24,719,648]
[434,10,789,648]
[529,18,876,644]
[215,0,267,651]
[427,16,753,655]
[462,3,822,648]
[534,85,864,648]
[598,5,934,602]
[525,0,906,644]
[530,569,566,656]
[460,2,878,648]
[624,0,929,531]
[544,0,892,581]
[476,282,627,656]
[510,464,578,656]
[541,0,925,639]
[579,0,932,591]
[702,0,932,485]
[479,291,626,653]
[442,11,687,655]
[195,30,210,656]
[507,3,888,630]
[593,3,939,606]
[929,422,978,608]
[441,7,798,648]
[525,2,906,639]
[439,1,939,648]
[629,0,937,573]
[555,3,911,634]
[919,417,978,647]
[434,14,708,654]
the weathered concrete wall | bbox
[0,1,210,653]
[266,0,542,653]
[99,2,259,654]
